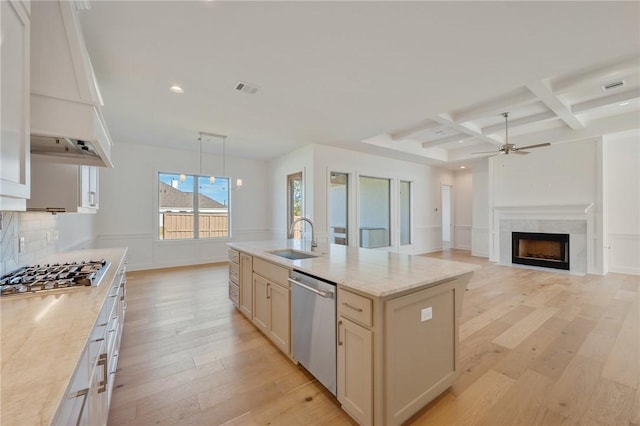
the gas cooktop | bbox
[0,259,110,297]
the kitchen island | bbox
[228,240,479,426]
[0,247,128,426]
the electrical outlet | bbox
[46,231,52,243]
[421,307,433,322]
[18,237,25,253]
[53,230,59,241]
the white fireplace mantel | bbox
[493,203,595,216]
[490,203,597,274]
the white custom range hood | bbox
[30,0,113,168]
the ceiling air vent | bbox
[602,80,625,91]
[235,81,259,94]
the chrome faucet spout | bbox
[289,217,318,249]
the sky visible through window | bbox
[160,173,229,206]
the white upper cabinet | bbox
[0,0,31,211]
[30,0,114,168]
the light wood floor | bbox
[108,251,639,426]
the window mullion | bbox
[193,175,200,239]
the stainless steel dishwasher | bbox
[289,270,337,396]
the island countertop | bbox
[0,247,128,426]
[228,240,479,298]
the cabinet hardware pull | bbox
[288,278,334,298]
[68,388,89,426]
[97,353,108,393]
[342,302,363,312]
[337,320,343,346]
[91,337,104,343]
[267,283,271,299]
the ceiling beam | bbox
[482,111,558,134]
[526,80,585,130]
[451,88,538,123]
[421,134,469,148]
[432,114,503,146]
[552,57,640,94]
[389,119,440,140]
[571,88,640,114]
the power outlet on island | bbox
[421,307,433,322]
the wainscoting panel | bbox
[472,227,489,258]
[96,229,273,271]
[454,225,471,250]
[609,233,640,275]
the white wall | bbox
[472,159,489,257]
[95,142,271,270]
[492,140,598,206]
[604,129,640,274]
[453,169,472,250]
[268,144,314,240]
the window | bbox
[329,172,348,245]
[158,173,230,240]
[358,176,390,248]
[287,172,303,238]
[400,180,411,245]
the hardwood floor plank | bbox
[543,355,603,420]
[580,378,636,425]
[492,306,558,349]
[476,369,553,426]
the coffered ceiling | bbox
[77,1,640,168]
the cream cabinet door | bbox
[0,0,30,208]
[252,274,269,334]
[239,254,253,318]
[80,166,99,209]
[268,282,290,355]
[337,316,373,426]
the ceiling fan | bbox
[474,112,550,156]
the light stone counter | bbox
[228,240,479,298]
[0,247,128,426]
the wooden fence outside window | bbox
[161,213,228,239]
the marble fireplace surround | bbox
[493,204,594,275]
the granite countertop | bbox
[0,247,128,426]
[228,240,479,298]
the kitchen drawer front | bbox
[253,257,289,287]
[229,281,239,307]
[228,249,239,264]
[338,289,373,328]
[229,262,239,284]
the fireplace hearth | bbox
[512,232,570,270]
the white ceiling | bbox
[78,1,640,168]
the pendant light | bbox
[199,131,243,189]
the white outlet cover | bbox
[421,307,433,322]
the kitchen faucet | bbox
[289,217,318,250]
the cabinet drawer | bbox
[338,289,373,328]
[229,281,239,307]
[253,257,289,287]
[229,262,239,284]
[229,249,239,264]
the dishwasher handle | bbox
[288,278,334,299]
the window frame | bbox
[157,172,231,241]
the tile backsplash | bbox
[0,212,95,276]
[0,212,58,275]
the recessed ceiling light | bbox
[619,101,630,106]
[458,140,464,143]
[169,85,184,94]
[460,166,466,169]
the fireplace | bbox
[512,232,570,270]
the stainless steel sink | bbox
[268,249,319,260]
